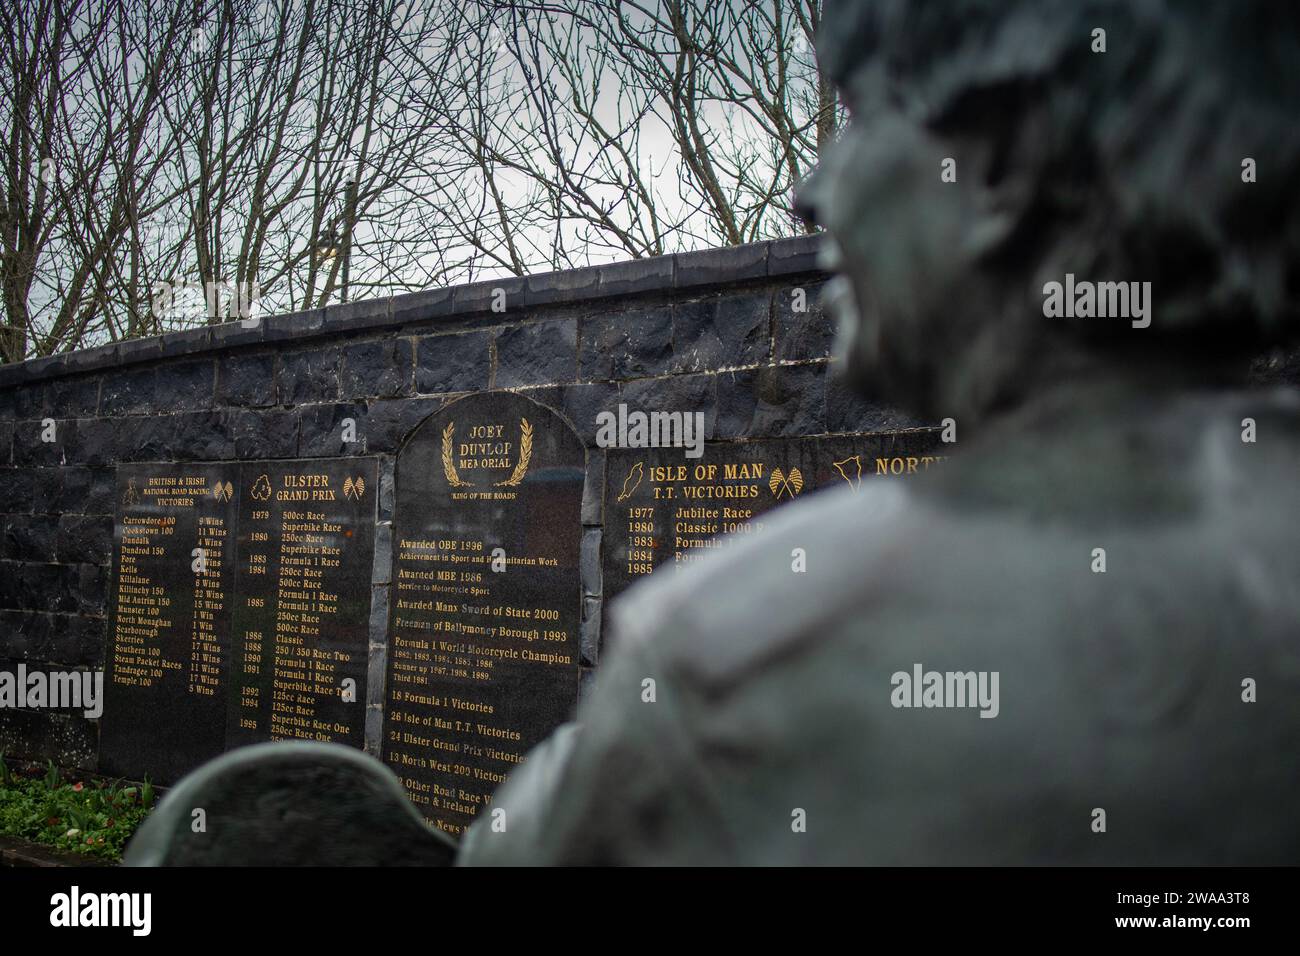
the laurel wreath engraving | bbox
[441,423,472,487]
[441,418,532,488]
[494,418,532,487]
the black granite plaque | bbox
[603,431,945,600]
[100,464,238,784]
[100,457,376,785]
[382,392,585,838]
[226,459,376,749]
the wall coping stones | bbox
[0,234,826,389]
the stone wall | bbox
[0,234,928,776]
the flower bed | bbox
[0,757,153,863]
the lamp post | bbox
[313,228,340,264]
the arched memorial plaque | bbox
[382,392,585,838]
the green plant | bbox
[0,769,153,863]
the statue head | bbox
[799,0,1300,424]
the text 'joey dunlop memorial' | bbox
[382,393,584,837]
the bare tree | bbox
[582,0,839,245]
[0,0,840,360]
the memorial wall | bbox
[0,234,952,833]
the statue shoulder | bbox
[609,480,924,689]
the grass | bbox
[0,754,154,863]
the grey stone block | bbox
[452,276,526,316]
[0,708,98,771]
[578,307,673,381]
[823,369,927,433]
[672,291,771,373]
[118,414,175,462]
[11,419,75,468]
[675,241,768,288]
[61,342,119,375]
[598,254,674,297]
[620,373,717,439]
[366,625,387,708]
[88,468,116,514]
[371,521,392,585]
[230,408,300,459]
[117,336,163,365]
[580,596,602,667]
[67,418,118,467]
[10,384,45,420]
[73,563,107,615]
[217,353,276,407]
[37,467,84,516]
[342,338,413,399]
[16,563,62,613]
[369,584,390,647]
[0,562,18,608]
[415,330,491,394]
[364,397,444,453]
[68,614,107,667]
[21,355,68,381]
[768,233,825,275]
[512,386,563,419]
[171,410,236,461]
[562,381,621,447]
[0,610,36,657]
[2,514,59,561]
[263,308,324,342]
[715,363,826,439]
[298,403,368,457]
[278,347,340,404]
[56,513,113,565]
[522,264,601,307]
[379,457,395,521]
[619,308,677,378]
[100,367,157,416]
[390,288,453,327]
[581,449,605,525]
[365,704,384,758]
[34,466,73,515]
[158,326,212,358]
[21,610,95,665]
[495,318,577,388]
[209,318,265,349]
[774,279,834,362]
[580,527,602,597]
[322,296,391,334]
[158,359,215,411]
[45,376,100,418]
